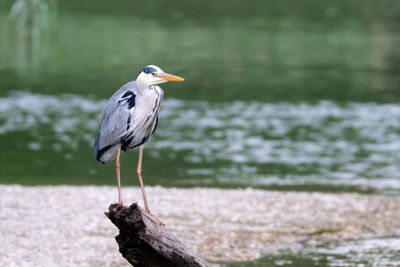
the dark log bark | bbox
[105,203,208,267]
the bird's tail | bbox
[93,133,119,164]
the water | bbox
[225,237,400,266]
[1,91,400,194]
[1,0,400,265]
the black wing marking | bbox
[119,91,136,109]
[151,116,159,135]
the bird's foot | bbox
[148,212,165,226]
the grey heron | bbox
[93,65,184,219]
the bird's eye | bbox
[142,66,156,74]
[151,72,156,76]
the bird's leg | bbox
[116,147,123,206]
[137,146,150,212]
[137,146,165,225]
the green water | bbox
[1,1,400,265]
[223,237,400,266]
[1,0,400,192]
[2,1,400,103]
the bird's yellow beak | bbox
[155,72,184,82]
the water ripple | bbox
[1,91,399,192]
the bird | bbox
[93,65,184,219]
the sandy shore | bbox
[0,185,399,266]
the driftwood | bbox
[105,203,208,267]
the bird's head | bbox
[136,65,184,89]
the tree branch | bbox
[105,203,208,267]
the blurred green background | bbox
[1,0,400,265]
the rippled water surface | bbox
[1,0,400,192]
[226,237,400,266]
[1,92,400,194]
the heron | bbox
[93,65,184,219]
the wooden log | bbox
[105,203,208,267]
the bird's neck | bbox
[136,79,151,93]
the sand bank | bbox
[0,185,399,266]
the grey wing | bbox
[93,81,137,164]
